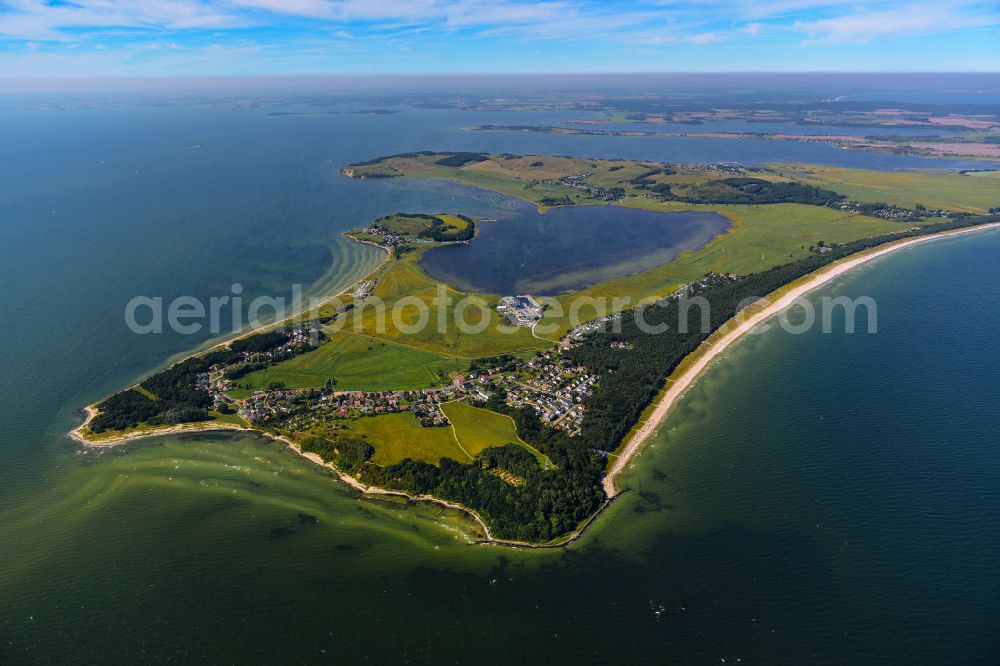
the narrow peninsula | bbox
[74,151,1000,546]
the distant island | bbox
[73,151,1000,546]
[266,109,401,116]
[466,124,1000,160]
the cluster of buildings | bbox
[504,352,598,435]
[199,326,324,410]
[231,346,601,439]
[530,174,624,201]
[837,201,918,220]
[566,311,622,342]
[497,294,544,327]
[196,372,234,411]
[356,224,421,250]
[240,386,455,427]
[353,279,377,301]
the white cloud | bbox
[0,0,998,76]
[689,32,723,44]
[0,0,246,39]
[795,3,1000,43]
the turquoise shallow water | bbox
[0,105,998,664]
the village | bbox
[530,173,624,201]
[226,345,599,439]
[502,351,597,436]
[238,385,455,429]
[355,224,431,250]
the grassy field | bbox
[346,249,548,359]
[645,201,906,274]
[772,164,1000,213]
[349,152,795,211]
[233,331,465,392]
[340,401,551,467]
[347,411,471,466]
[440,401,548,463]
[436,214,471,232]
[370,212,471,237]
[374,213,438,236]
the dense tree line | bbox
[347,151,440,167]
[358,443,604,542]
[539,196,575,206]
[674,177,845,206]
[91,353,217,432]
[89,389,161,431]
[301,438,374,474]
[230,331,289,354]
[348,151,490,170]
[90,331,314,432]
[434,152,490,167]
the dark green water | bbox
[1,104,998,664]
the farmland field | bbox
[772,164,1000,212]
[349,411,470,466]
[234,331,465,392]
[441,401,548,463]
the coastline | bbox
[68,212,1000,547]
[68,239,393,445]
[601,220,1000,497]
[74,414,600,548]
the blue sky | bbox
[0,1,998,76]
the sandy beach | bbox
[68,218,1000,545]
[602,221,1000,497]
[69,238,392,445]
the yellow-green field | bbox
[441,401,548,464]
[633,201,906,274]
[369,212,471,237]
[436,214,471,232]
[330,401,551,468]
[345,249,548,359]
[234,331,464,392]
[772,164,1000,213]
[348,411,470,466]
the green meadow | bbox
[441,401,549,464]
[348,411,469,466]
[772,164,1000,213]
[233,331,465,392]
[347,249,548,359]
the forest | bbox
[90,330,308,432]
[666,177,845,206]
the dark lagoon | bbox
[419,204,730,295]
